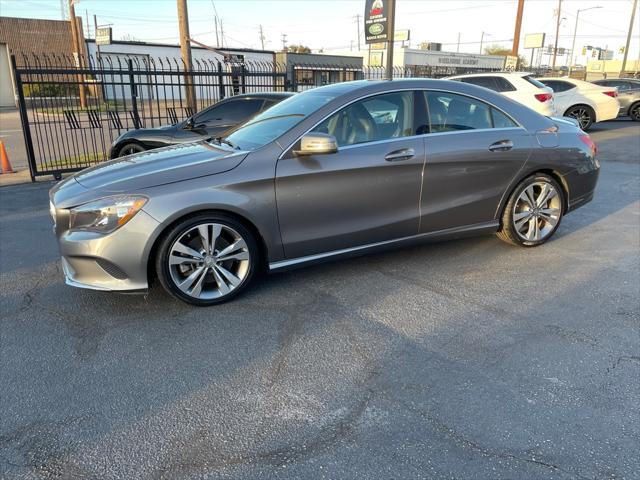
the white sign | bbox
[394,30,410,42]
[524,33,545,49]
[96,27,112,46]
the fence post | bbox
[290,65,297,92]
[217,61,225,100]
[128,59,141,129]
[240,63,246,94]
[11,55,37,182]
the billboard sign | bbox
[365,0,390,44]
[96,27,112,46]
[524,33,545,49]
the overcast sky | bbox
[2,0,638,63]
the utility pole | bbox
[68,0,87,107]
[220,19,225,47]
[621,0,638,76]
[479,31,485,54]
[355,14,361,51]
[177,0,196,112]
[281,33,287,51]
[214,16,220,47]
[385,0,396,79]
[93,14,101,65]
[456,32,461,53]
[551,0,562,70]
[259,24,265,50]
[512,0,525,59]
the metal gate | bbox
[12,54,287,180]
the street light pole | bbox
[479,31,484,54]
[385,0,396,80]
[569,6,602,75]
[551,0,562,70]
[621,0,638,76]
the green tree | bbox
[286,44,312,54]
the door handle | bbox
[384,148,415,162]
[488,140,514,152]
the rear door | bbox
[275,90,425,258]
[419,90,533,232]
[541,80,576,115]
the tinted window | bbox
[426,92,492,132]
[196,99,264,124]
[312,91,414,147]
[459,76,499,91]
[225,91,337,151]
[491,108,518,128]
[542,80,574,92]
[523,75,547,89]
[495,77,516,92]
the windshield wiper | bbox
[206,136,240,150]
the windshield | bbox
[224,91,337,151]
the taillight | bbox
[603,90,617,98]
[535,93,553,102]
[579,134,597,155]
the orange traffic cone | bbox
[0,141,15,174]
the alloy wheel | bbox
[167,223,251,300]
[120,144,145,156]
[631,104,640,121]
[567,107,592,130]
[512,181,562,242]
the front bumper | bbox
[56,209,160,292]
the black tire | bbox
[629,102,640,121]
[497,174,564,247]
[565,105,595,130]
[155,213,260,306]
[117,142,146,157]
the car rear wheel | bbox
[629,102,640,121]
[497,174,564,247]
[156,213,259,306]
[565,105,594,130]
[118,143,146,157]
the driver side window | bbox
[311,91,414,147]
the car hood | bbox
[57,141,247,202]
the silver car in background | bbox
[592,78,640,121]
[50,79,600,306]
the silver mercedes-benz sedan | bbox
[50,79,600,306]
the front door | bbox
[420,90,533,232]
[276,91,425,259]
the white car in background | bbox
[538,77,620,130]
[447,72,556,117]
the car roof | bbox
[226,92,295,100]
[448,71,532,79]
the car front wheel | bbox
[118,143,146,157]
[156,213,259,306]
[629,102,640,121]
[497,174,564,247]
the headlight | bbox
[69,195,148,233]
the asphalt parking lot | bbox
[1,120,639,480]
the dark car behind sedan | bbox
[592,78,640,121]
[109,92,294,158]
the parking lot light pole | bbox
[569,6,602,75]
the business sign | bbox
[370,51,384,66]
[394,29,410,42]
[370,42,386,50]
[524,33,545,49]
[503,55,518,71]
[96,27,112,46]
[365,0,390,44]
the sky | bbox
[1,0,638,64]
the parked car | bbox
[50,79,599,306]
[109,92,294,158]
[447,72,556,116]
[592,78,640,121]
[538,77,620,130]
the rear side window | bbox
[495,77,516,92]
[491,109,518,128]
[542,80,574,92]
[426,92,492,131]
[459,76,499,92]
[523,75,547,89]
[196,99,264,124]
[424,92,518,132]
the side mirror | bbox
[293,133,338,156]
[184,117,195,129]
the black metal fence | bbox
[13,53,502,180]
